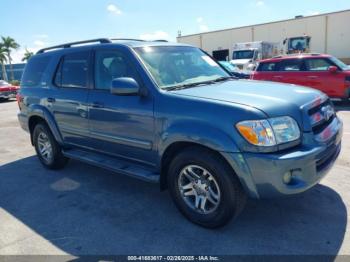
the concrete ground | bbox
[0,99,350,256]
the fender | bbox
[158,120,240,159]
[27,104,64,145]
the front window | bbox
[134,46,229,89]
[232,50,254,60]
[305,58,332,71]
[329,57,349,70]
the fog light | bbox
[283,171,292,184]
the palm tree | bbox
[22,48,34,62]
[1,36,20,81]
[0,44,8,81]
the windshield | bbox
[329,57,350,70]
[232,50,254,60]
[134,46,229,89]
[288,37,309,51]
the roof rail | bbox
[111,38,168,42]
[110,38,146,42]
[36,38,112,54]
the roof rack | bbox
[36,38,169,54]
[36,38,112,54]
[110,38,168,42]
[110,38,146,42]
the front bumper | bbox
[222,119,343,199]
[0,90,17,99]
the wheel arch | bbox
[27,105,63,146]
[159,141,241,191]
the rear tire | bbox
[33,123,68,170]
[167,147,247,228]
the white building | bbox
[177,9,350,64]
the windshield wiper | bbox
[212,76,237,82]
[165,76,236,91]
[165,81,215,91]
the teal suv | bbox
[17,39,343,228]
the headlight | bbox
[236,116,300,147]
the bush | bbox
[10,80,20,86]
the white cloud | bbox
[139,30,172,41]
[196,17,209,33]
[199,24,209,32]
[107,4,122,15]
[33,40,47,47]
[11,39,50,63]
[196,17,203,23]
[256,1,264,6]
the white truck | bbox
[230,41,279,71]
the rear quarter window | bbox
[54,51,89,88]
[257,62,278,72]
[21,55,51,87]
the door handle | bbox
[91,102,105,108]
[307,76,318,79]
[272,76,283,78]
[47,97,55,103]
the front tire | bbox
[33,123,68,169]
[168,147,247,228]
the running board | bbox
[62,149,159,183]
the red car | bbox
[251,54,350,100]
[0,80,19,101]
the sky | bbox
[1,0,349,63]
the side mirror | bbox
[328,66,338,73]
[111,77,140,95]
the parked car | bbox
[17,39,342,228]
[251,54,350,101]
[218,61,250,79]
[0,80,19,101]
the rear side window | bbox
[305,58,333,71]
[21,56,51,87]
[54,51,89,88]
[278,59,303,71]
[257,62,277,71]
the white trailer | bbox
[230,41,279,70]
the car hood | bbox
[171,80,324,118]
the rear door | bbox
[274,58,309,86]
[47,50,91,147]
[303,58,345,97]
[87,47,155,165]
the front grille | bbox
[308,99,336,136]
[312,115,335,134]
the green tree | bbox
[0,44,8,81]
[22,48,34,62]
[1,36,20,81]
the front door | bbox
[87,48,155,165]
[303,58,345,98]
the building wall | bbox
[177,10,350,63]
[0,63,26,81]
